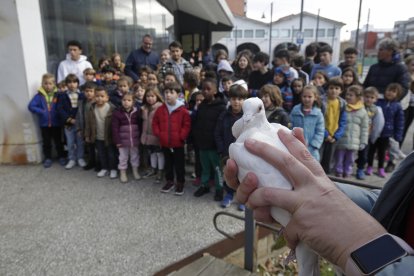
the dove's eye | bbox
[258,106,262,112]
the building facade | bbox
[393,18,414,50]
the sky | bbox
[245,0,412,40]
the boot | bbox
[132,167,141,180]
[155,169,164,183]
[120,169,128,183]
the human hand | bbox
[227,128,386,271]
[359,143,366,151]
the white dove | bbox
[229,97,320,276]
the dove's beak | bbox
[243,113,253,122]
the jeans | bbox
[64,126,84,161]
[96,140,116,170]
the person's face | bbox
[408,60,414,73]
[67,80,78,91]
[292,80,303,94]
[230,97,244,113]
[217,54,227,63]
[142,37,153,53]
[385,89,398,101]
[202,81,217,102]
[222,80,233,92]
[273,73,284,85]
[140,72,148,84]
[145,92,157,106]
[195,94,205,107]
[164,75,176,84]
[135,86,145,100]
[345,91,358,105]
[59,84,67,91]
[147,74,158,86]
[42,79,55,93]
[160,51,170,63]
[364,94,377,107]
[301,89,315,109]
[84,72,95,82]
[261,94,273,109]
[238,56,248,69]
[104,72,113,81]
[253,61,265,71]
[118,82,130,94]
[170,47,183,61]
[95,90,108,106]
[319,52,332,65]
[199,71,206,81]
[100,60,110,69]
[84,88,95,101]
[377,47,393,62]
[342,71,354,85]
[274,57,283,67]
[164,89,178,105]
[122,96,134,110]
[113,55,121,66]
[344,53,357,66]
[313,74,326,86]
[68,46,81,61]
[327,85,342,99]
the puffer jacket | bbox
[112,107,142,147]
[141,102,162,146]
[377,99,404,142]
[152,103,191,148]
[28,87,61,127]
[336,104,369,151]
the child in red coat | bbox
[152,82,191,195]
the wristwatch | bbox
[348,234,408,275]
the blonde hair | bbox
[42,73,55,84]
[302,85,321,108]
[143,86,164,106]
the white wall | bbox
[0,0,46,164]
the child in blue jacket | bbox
[28,74,65,168]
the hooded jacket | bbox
[28,87,61,127]
[112,106,142,147]
[141,102,163,146]
[214,106,243,156]
[57,54,93,85]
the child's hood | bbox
[65,53,89,63]
[217,60,233,73]
[38,86,58,97]
[166,100,184,114]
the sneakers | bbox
[43,159,53,168]
[194,186,210,197]
[221,193,233,208]
[58,158,67,166]
[214,189,223,201]
[378,168,387,178]
[120,169,128,183]
[78,158,87,168]
[83,163,95,170]
[365,166,373,176]
[238,204,246,211]
[356,169,366,180]
[143,168,156,178]
[65,160,76,170]
[110,170,118,179]
[192,177,201,187]
[97,169,108,177]
[132,167,141,180]
[385,162,395,173]
[161,181,175,193]
[174,182,184,196]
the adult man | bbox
[57,40,93,85]
[338,47,359,72]
[224,128,414,275]
[125,34,159,82]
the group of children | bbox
[28,41,407,211]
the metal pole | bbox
[244,208,257,271]
[361,8,370,78]
[269,2,273,58]
[355,0,363,49]
[315,9,320,42]
[299,0,304,50]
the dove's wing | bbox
[232,117,244,139]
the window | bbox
[233,29,242,38]
[304,29,314,37]
[255,29,265,38]
[244,29,254,38]
[280,29,290,38]
[327,28,336,37]
[292,29,300,38]
[271,29,279,38]
[316,29,325,38]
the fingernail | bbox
[245,138,256,146]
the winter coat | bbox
[365,104,385,144]
[363,60,410,98]
[266,107,290,128]
[376,99,405,142]
[310,63,342,79]
[109,90,124,109]
[57,54,93,85]
[321,96,347,140]
[336,104,369,151]
[290,104,325,161]
[84,103,115,146]
[214,107,243,157]
[75,98,93,137]
[193,97,227,150]
[141,102,162,146]
[56,90,85,126]
[125,47,159,82]
[152,103,191,148]
[28,87,61,127]
[112,107,142,148]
